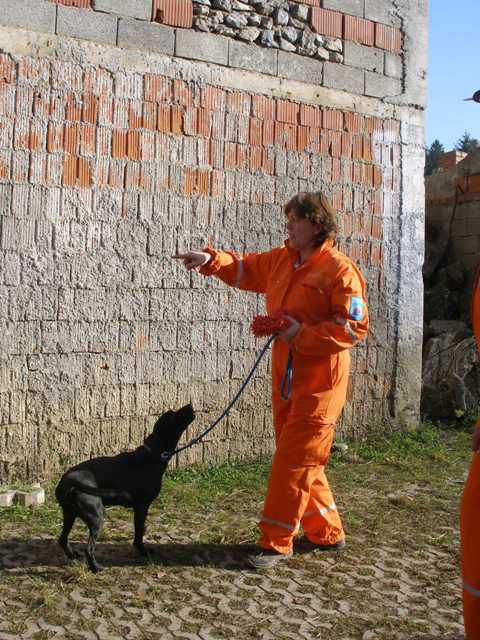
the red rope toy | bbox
[250,313,292,337]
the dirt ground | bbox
[0,425,471,640]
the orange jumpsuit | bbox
[461,267,480,639]
[201,239,368,553]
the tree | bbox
[425,139,445,176]
[455,131,480,154]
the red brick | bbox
[285,124,297,151]
[250,146,262,172]
[0,55,16,83]
[173,79,192,107]
[183,167,196,195]
[112,129,128,158]
[263,120,275,146]
[197,170,210,196]
[297,126,308,152]
[344,111,363,133]
[62,155,77,186]
[33,92,50,119]
[49,0,91,7]
[332,190,343,210]
[80,124,96,156]
[307,127,320,153]
[82,94,98,124]
[224,142,237,169]
[65,93,82,121]
[140,131,155,161]
[319,131,329,155]
[183,106,197,136]
[375,23,402,54]
[276,99,299,124]
[63,123,80,154]
[127,130,141,160]
[323,108,343,130]
[142,102,157,130]
[237,144,248,170]
[299,104,321,127]
[107,160,124,189]
[84,67,113,95]
[352,135,363,160]
[124,162,140,189]
[469,175,480,193]
[249,117,263,145]
[78,157,92,186]
[211,169,224,198]
[252,95,276,120]
[153,0,193,28]
[373,165,382,189]
[362,163,374,187]
[274,122,285,147]
[97,128,112,156]
[211,110,224,140]
[362,136,373,162]
[144,74,171,103]
[331,158,341,182]
[128,101,143,129]
[171,106,184,134]
[98,95,114,126]
[352,162,362,185]
[310,8,343,38]
[157,105,171,133]
[227,91,251,114]
[328,130,342,158]
[341,132,353,157]
[197,108,212,138]
[47,122,63,153]
[262,148,275,175]
[344,15,375,46]
[201,86,226,111]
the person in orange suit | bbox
[174,192,369,569]
[461,267,480,639]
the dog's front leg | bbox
[133,503,151,558]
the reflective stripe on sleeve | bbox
[302,502,337,520]
[235,258,244,288]
[260,516,300,533]
[464,580,480,597]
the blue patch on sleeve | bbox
[349,296,365,321]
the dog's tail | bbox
[62,479,120,500]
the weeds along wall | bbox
[0,0,427,481]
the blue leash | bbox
[280,350,293,401]
[160,334,293,461]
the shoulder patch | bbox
[349,296,365,321]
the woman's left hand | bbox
[278,315,300,342]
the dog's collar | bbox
[141,442,172,461]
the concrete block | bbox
[57,5,118,46]
[364,0,401,28]
[365,71,402,98]
[343,41,384,73]
[385,52,403,79]
[118,18,174,54]
[322,0,363,17]
[15,487,45,507]
[277,51,323,85]
[323,62,364,95]
[0,0,56,33]
[0,491,15,507]
[229,40,277,76]
[176,30,229,66]
[93,0,152,20]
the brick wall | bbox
[0,0,427,481]
[426,150,480,276]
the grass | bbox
[0,420,472,639]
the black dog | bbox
[55,404,195,572]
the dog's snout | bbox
[179,403,195,421]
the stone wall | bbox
[0,0,427,481]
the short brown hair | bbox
[284,192,338,247]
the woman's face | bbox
[286,209,322,253]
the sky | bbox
[427,2,480,150]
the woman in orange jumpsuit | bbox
[175,192,368,568]
[461,268,480,638]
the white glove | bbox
[173,251,212,271]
